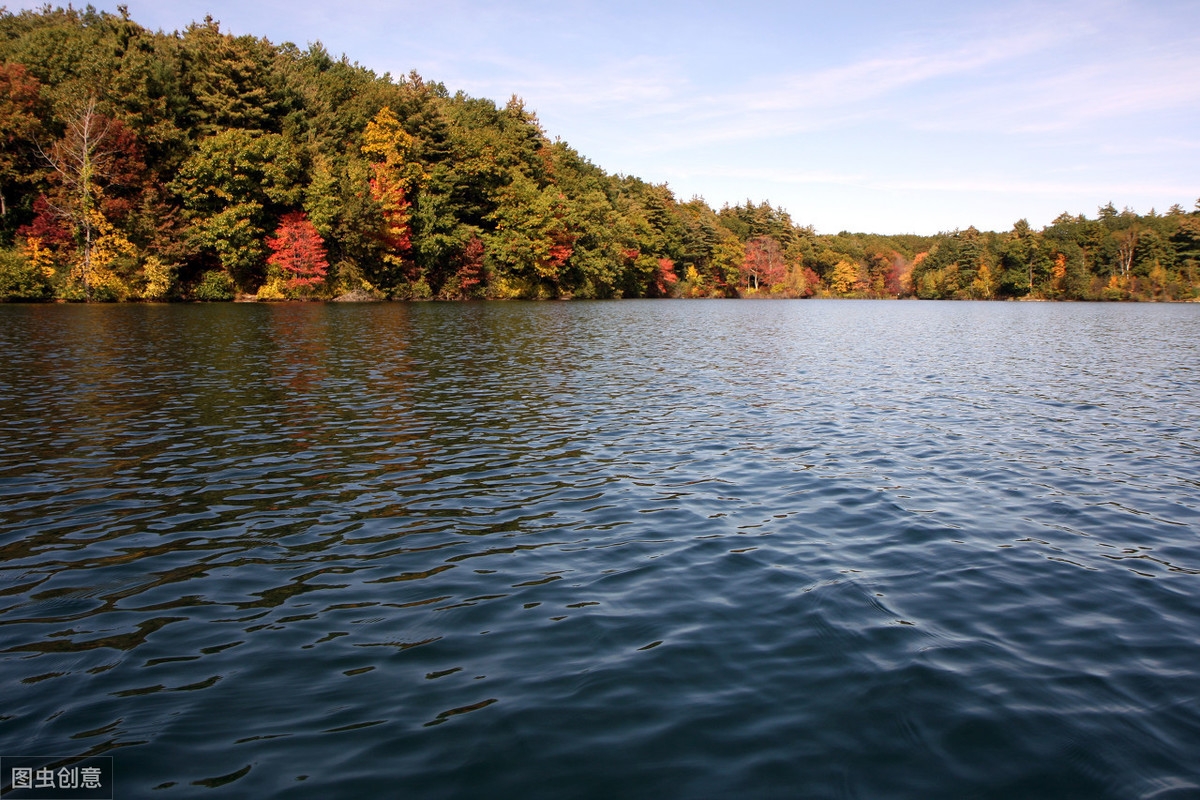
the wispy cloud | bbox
[462,23,1076,155]
[744,26,1062,114]
[448,53,690,112]
[468,3,1200,157]
[905,46,1200,135]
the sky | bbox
[31,0,1200,234]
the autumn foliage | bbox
[369,165,413,256]
[452,235,484,296]
[0,61,40,217]
[650,257,678,296]
[741,235,786,290]
[266,212,328,288]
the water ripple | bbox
[2,301,1199,798]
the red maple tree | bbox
[650,256,678,296]
[18,195,72,247]
[266,212,328,289]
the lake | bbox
[2,299,1199,799]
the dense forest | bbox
[0,6,1196,302]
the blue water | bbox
[2,300,1199,798]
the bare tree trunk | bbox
[38,97,111,301]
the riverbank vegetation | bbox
[0,6,1196,303]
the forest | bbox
[0,6,1197,303]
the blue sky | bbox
[41,1,1200,234]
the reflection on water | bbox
[2,300,1199,799]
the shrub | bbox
[193,270,235,301]
[0,247,51,301]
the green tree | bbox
[487,174,575,297]
[172,129,302,290]
[181,17,282,136]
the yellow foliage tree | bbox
[971,259,995,299]
[1148,260,1169,299]
[830,259,861,295]
[81,210,137,300]
[361,106,426,191]
[24,236,56,279]
[141,255,174,300]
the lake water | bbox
[2,299,1199,799]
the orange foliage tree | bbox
[0,62,42,219]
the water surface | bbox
[2,300,1199,798]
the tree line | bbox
[0,6,1196,303]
